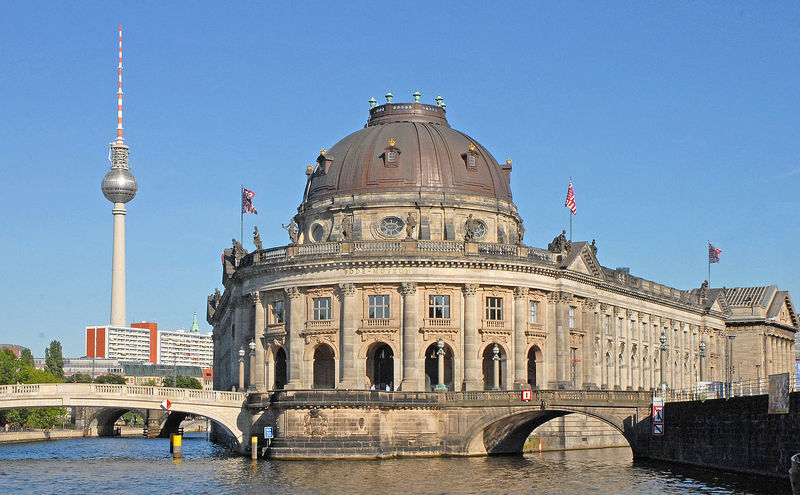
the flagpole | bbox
[707,240,711,286]
[569,177,573,242]
[240,184,244,243]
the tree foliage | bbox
[162,375,202,389]
[94,374,126,385]
[18,348,34,368]
[0,349,65,428]
[65,373,93,383]
[44,340,64,379]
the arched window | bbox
[274,347,287,390]
[313,344,335,389]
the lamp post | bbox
[434,338,447,392]
[726,335,736,397]
[699,341,706,382]
[659,331,668,393]
[248,340,256,393]
[492,343,501,391]
[238,347,245,391]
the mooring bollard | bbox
[173,434,182,459]
[169,433,174,453]
[251,436,258,460]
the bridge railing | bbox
[0,383,245,403]
[661,373,799,403]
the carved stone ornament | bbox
[547,291,572,304]
[304,409,328,437]
[307,287,331,298]
[513,286,528,299]
[339,283,357,297]
[583,298,598,310]
[639,312,649,322]
[479,329,510,344]
[529,290,546,299]
[569,333,581,347]
[399,282,417,295]
[462,284,479,296]
[285,287,302,299]
[626,309,634,319]
[600,303,610,312]
[250,292,261,305]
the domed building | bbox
[208,93,797,396]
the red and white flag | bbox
[241,187,258,214]
[565,179,576,215]
[708,242,722,264]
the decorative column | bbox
[435,338,447,392]
[463,284,481,391]
[550,291,571,389]
[399,282,420,391]
[252,292,266,391]
[583,299,598,389]
[284,287,304,389]
[248,340,256,392]
[492,343,501,390]
[513,287,528,389]
[699,340,706,382]
[659,331,667,391]
[339,283,358,388]
[238,347,245,391]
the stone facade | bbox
[208,96,798,399]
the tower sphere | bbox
[102,168,138,203]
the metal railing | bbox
[659,373,799,402]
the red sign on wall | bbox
[521,390,532,401]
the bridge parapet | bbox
[0,383,245,403]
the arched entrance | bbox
[366,343,394,390]
[274,347,287,390]
[527,345,543,388]
[481,343,506,390]
[313,344,335,389]
[424,342,454,391]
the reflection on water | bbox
[0,434,790,494]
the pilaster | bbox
[399,282,420,391]
[339,283,358,388]
[284,287,304,390]
[463,284,481,390]
[513,286,528,388]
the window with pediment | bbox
[313,297,331,321]
[428,295,450,319]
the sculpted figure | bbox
[516,221,525,245]
[464,214,479,241]
[282,219,299,245]
[341,214,353,240]
[231,238,247,261]
[253,226,263,250]
[548,230,569,253]
[590,239,597,256]
[405,212,417,239]
[700,280,709,304]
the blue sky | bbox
[1,2,798,358]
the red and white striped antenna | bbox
[116,24,124,143]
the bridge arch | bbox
[461,406,634,456]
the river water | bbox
[0,434,789,494]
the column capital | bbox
[399,282,417,295]
[339,283,357,297]
[513,286,528,299]
[583,298,599,310]
[284,287,302,299]
[547,291,572,304]
[249,292,261,305]
[463,284,479,296]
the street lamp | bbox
[238,346,245,391]
[248,340,256,393]
[659,331,668,392]
[492,343,501,391]
[434,338,447,392]
[699,341,706,382]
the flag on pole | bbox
[241,187,258,214]
[565,179,576,215]
[708,242,722,263]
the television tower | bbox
[101,25,138,327]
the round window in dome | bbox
[311,224,326,243]
[473,221,487,240]
[379,217,404,237]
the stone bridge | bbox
[247,389,654,459]
[0,384,655,458]
[0,384,248,451]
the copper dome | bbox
[302,101,513,206]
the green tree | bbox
[66,373,92,383]
[141,378,158,386]
[44,340,64,379]
[0,349,18,385]
[94,374,126,385]
[162,375,202,389]
[18,348,34,369]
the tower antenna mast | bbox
[117,25,124,144]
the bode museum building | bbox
[207,94,797,396]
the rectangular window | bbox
[568,307,576,328]
[272,300,285,324]
[313,297,331,320]
[368,295,390,319]
[486,297,503,320]
[529,301,539,323]
[428,295,450,319]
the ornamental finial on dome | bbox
[506,158,512,165]
[435,95,444,107]
[369,97,377,109]
[388,138,396,147]
[385,91,393,103]
[468,143,476,152]
[413,91,421,102]
[320,149,326,156]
